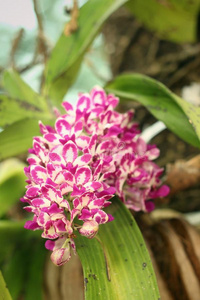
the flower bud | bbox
[79,220,99,239]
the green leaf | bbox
[0,118,54,161]
[3,70,49,111]
[0,271,12,300]
[47,55,84,105]
[127,0,200,43]
[0,94,50,128]
[44,0,128,104]
[173,94,200,143]
[106,73,200,148]
[0,221,46,300]
[76,198,160,300]
[0,159,26,217]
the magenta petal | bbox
[24,220,40,230]
[74,121,83,135]
[62,141,78,163]
[45,239,55,251]
[79,208,91,220]
[74,154,92,166]
[145,201,155,212]
[88,134,97,155]
[55,119,71,137]
[76,136,90,149]
[26,186,40,198]
[44,133,58,143]
[150,185,170,199]
[62,101,73,112]
[77,95,91,112]
[32,198,48,207]
[75,167,92,185]
[30,165,47,184]
[64,171,74,184]
[91,89,106,105]
[107,214,114,222]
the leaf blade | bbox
[127,0,200,43]
[0,94,50,128]
[3,70,49,111]
[0,118,54,161]
[76,198,160,300]
[0,159,26,217]
[0,221,46,300]
[0,271,12,300]
[44,0,128,104]
[106,73,200,148]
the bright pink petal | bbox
[62,101,74,113]
[30,165,47,184]
[62,141,78,163]
[88,134,97,155]
[74,154,92,166]
[75,167,92,185]
[77,94,91,112]
[76,136,90,149]
[73,121,83,136]
[55,119,71,137]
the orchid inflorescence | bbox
[22,87,169,265]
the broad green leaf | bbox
[0,221,46,300]
[127,0,200,43]
[106,73,200,148]
[3,70,49,112]
[0,159,26,217]
[47,55,84,105]
[0,94,50,128]
[44,0,128,104]
[173,94,200,143]
[0,118,54,161]
[0,271,12,300]
[76,197,160,300]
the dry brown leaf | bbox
[64,0,79,36]
[142,215,200,300]
[165,155,200,195]
[145,239,173,300]
[44,252,84,300]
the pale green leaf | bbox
[0,118,54,161]
[0,159,26,217]
[0,94,50,128]
[76,197,160,300]
[3,70,49,112]
[106,73,200,148]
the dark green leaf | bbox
[0,118,54,161]
[127,0,200,43]
[76,197,160,300]
[44,0,128,104]
[0,221,46,300]
[106,73,200,148]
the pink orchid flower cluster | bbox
[22,87,169,266]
